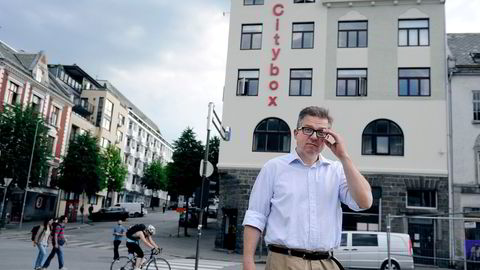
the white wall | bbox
[219,0,447,176]
[451,75,480,185]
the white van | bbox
[115,203,145,217]
[334,231,414,270]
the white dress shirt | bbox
[242,150,366,251]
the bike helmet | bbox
[146,224,156,235]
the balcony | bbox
[72,97,94,117]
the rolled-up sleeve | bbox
[242,163,274,232]
[336,162,365,212]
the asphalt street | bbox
[0,210,265,270]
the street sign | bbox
[465,221,477,229]
[3,178,12,186]
[199,159,214,178]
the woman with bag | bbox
[33,217,53,270]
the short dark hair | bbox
[297,106,333,129]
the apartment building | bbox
[0,41,73,221]
[217,0,449,265]
[447,33,480,261]
[99,80,173,208]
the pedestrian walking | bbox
[162,203,166,213]
[33,217,53,270]
[113,220,126,261]
[243,106,373,270]
[41,215,68,270]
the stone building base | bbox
[215,167,450,267]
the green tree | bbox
[101,144,128,207]
[207,136,220,197]
[57,133,105,196]
[142,160,168,191]
[167,127,204,236]
[0,104,50,189]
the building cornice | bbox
[322,0,445,8]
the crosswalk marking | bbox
[143,259,240,270]
[0,235,242,270]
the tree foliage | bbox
[142,160,168,191]
[167,127,204,198]
[57,133,105,196]
[0,104,50,189]
[101,144,127,193]
[207,136,220,196]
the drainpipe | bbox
[446,55,455,266]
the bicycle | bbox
[110,248,171,270]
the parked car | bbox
[115,202,145,217]
[89,207,129,222]
[334,231,414,270]
[207,203,218,218]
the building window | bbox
[244,0,263,5]
[362,119,403,156]
[338,21,367,48]
[48,136,55,155]
[117,130,123,143]
[88,195,97,204]
[241,24,262,50]
[118,114,125,126]
[398,19,429,46]
[101,137,110,148]
[337,69,367,96]
[398,68,430,96]
[294,0,315,3]
[50,106,60,126]
[292,22,314,49]
[102,117,111,131]
[289,69,312,96]
[6,81,19,105]
[104,99,113,118]
[32,94,43,113]
[407,190,436,208]
[237,69,259,96]
[473,91,480,122]
[253,118,291,153]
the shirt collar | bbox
[288,149,332,166]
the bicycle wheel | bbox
[146,257,171,270]
[110,256,134,270]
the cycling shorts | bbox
[126,241,144,258]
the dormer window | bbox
[35,68,44,83]
[471,52,480,64]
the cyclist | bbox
[125,224,160,270]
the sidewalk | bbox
[0,219,92,236]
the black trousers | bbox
[113,240,121,260]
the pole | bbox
[1,186,8,225]
[19,120,40,229]
[387,214,392,270]
[195,102,214,270]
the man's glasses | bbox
[298,127,327,138]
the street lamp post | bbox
[1,178,13,226]
[19,120,41,229]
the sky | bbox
[0,0,478,144]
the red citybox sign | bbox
[176,208,186,213]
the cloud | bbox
[445,0,480,33]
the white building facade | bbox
[217,0,449,265]
[448,33,480,261]
[99,81,173,207]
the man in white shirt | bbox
[243,106,373,270]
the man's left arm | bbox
[325,129,373,209]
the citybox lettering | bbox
[268,3,284,107]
